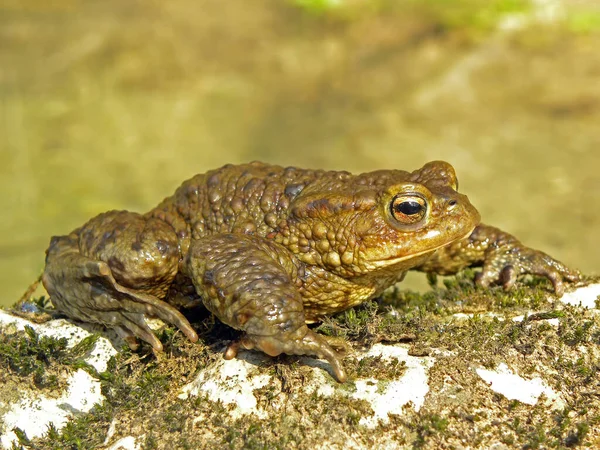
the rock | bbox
[0,314,115,448]
[1,282,599,449]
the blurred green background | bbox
[1,0,599,306]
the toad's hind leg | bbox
[186,233,347,382]
[42,211,198,351]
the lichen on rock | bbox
[1,277,599,449]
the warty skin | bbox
[42,161,579,382]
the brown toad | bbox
[41,161,579,381]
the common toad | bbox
[41,161,579,382]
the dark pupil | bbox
[395,200,422,216]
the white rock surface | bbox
[511,314,560,326]
[476,363,563,408]
[179,350,272,419]
[0,369,103,449]
[349,344,435,428]
[559,283,600,309]
[0,310,116,449]
[0,310,117,373]
[178,342,435,429]
[0,282,597,447]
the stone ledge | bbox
[1,282,599,449]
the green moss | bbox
[11,428,31,448]
[344,354,407,382]
[223,393,372,449]
[566,422,590,447]
[144,433,159,449]
[411,412,450,448]
[502,402,599,449]
[0,326,64,388]
[0,325,99,388]
[33,405,113,450]
[5,273,598,449]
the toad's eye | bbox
[390,195,427,224]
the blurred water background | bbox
[1,0,599,306]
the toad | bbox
[41,161,579,382]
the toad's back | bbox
[147,162,346,256]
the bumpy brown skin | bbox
[41,161,580,382]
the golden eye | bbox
[390,195,427,224]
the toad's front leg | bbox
[185,233,347,382]
[416,224,580,294]
[42,211,198,351]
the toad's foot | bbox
[43,255,198,351]
[224,327,346,382]
[476,245,581,296]
[42,213,199,351]
[416,224,580,295]
[187,233,348,382]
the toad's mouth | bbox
[365,227,476,269]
